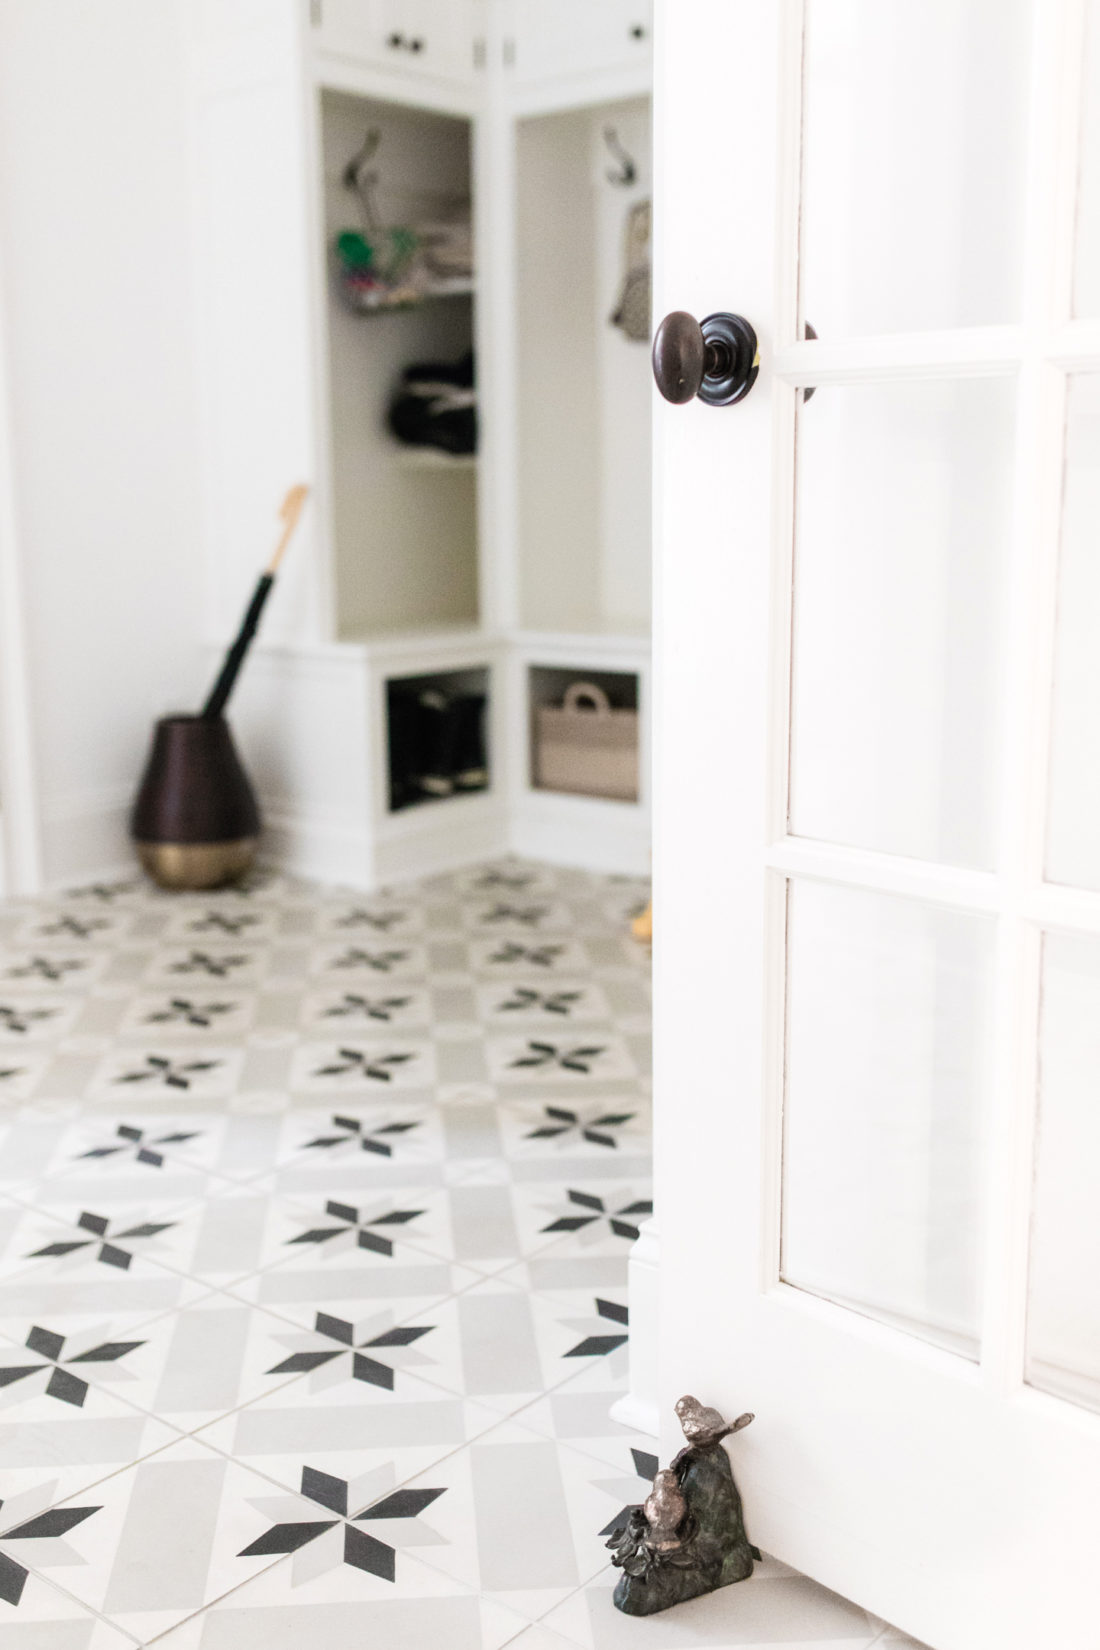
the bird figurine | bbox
[675,1394,754,1449]
[643,1471,689,1552]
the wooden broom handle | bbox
[266,483,310,575]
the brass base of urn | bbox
[135,838,258,892]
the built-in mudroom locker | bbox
[187,0,653,885]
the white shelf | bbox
[390,446,477,470]
[339,622,495,655]
[341,277,476,314]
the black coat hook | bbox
[343,127,383,232]
[604,125,637,188]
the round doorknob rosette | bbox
[652,310,759,408]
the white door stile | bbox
[977,0,1070,1402]
[650,0,780,1474]
[758,0,805,1322]
[655,0,1100,1643]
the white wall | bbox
[0,0,203,886]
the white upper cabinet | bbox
[310,0,481,85]
[507,0,651,86]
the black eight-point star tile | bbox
[489,942,565,968]
[480,903,548,927]
[168,951,249,978]
[525,1106,637,1149]
[287,1199,426,1259]
[322,993,411,1023]
[77,1123,202,1169]
[238,1466,446,1583]
[312,1048,414,1083]
[0,1504,102,1606]
[542,1188,653,1241]
[113,1055,222,1091]
[329,948,408,974]
[335,909,405,932]
[144,998,236,1028]
[0,1325,145,1407]
[27,1209,176,1271]
[510,1041,607,1074]
[266,1310,434,1389]
[497,988,583,1016]
[302,1114,420,1158]
[565,1297,630,1359]
[0,1003,59,1035]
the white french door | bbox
[653,2,1100,1646]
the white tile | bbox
[0,1334,182,1506]
[146,1544,528,1650]
[541,1560,881,1648]
[0,1436,344,1643]
[405,1417,656,1623]
[197,1356,501,1496]
[0,994,84,1043]
[0,1565,139,1645]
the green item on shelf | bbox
[336,230,373,272]
[386,226,418,275]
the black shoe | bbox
[451,693,488,790]
[389,353,477,455]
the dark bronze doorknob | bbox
[652,310,759,407]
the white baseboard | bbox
[614,1215,661,1437]
[510,794,651,875]
[38,786,134,891]
[260,804,371,887]
[374,799,509,885]
[609,1391,660,1438]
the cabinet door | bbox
[387,0,477,81]
[311,0,476,83]
[510,0,651,85]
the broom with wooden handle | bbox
[201,483,309,719]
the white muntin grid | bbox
[757,0,1100,1421]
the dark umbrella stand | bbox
[132,485,308,890]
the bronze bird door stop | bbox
[607,1395,760,1616]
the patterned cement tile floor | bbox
[0,859,921,1650]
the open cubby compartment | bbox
[515,94,652,637]
[321,87,479,640]
[386,664,491,812]
[528,664,640,802]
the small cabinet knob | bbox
[652,310,759,408]
[387,31,404,47]
[408,35,424,51]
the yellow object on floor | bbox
[632,900,652,943]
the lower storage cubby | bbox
[386,666,490,812]
[528,665,640,802]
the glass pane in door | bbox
[789,377,1015,868]
[1074,0,1100,315]
[782,879,996,1357]
[801,0,1031,337]
[1026,932,1100,1413]
[1046,375,1100,891]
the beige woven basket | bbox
[534,681,639,802]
